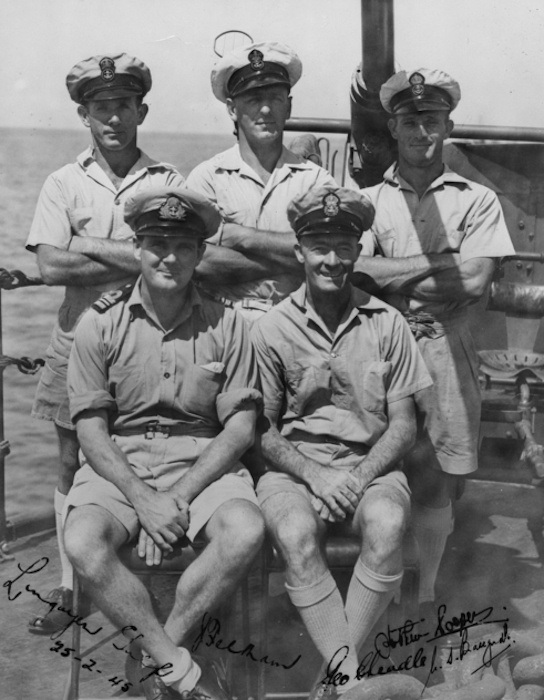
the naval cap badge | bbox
[409,72,425,97]
[248,49,265,71]
[99,57,116,83]
[158,196,187,221]
[323,192,340,218]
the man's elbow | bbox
[464,275,491,300]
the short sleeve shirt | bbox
[361,164,515,316]
[68,281,261,434]
[26,147,186,297]
[186,144,337,303]
[251,284,432,447]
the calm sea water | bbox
[0,127,235,519]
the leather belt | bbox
[114,421,215,440]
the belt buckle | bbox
[145,421,170,440]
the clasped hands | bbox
[134,489,190,566]
[309,467,365,523]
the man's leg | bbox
[28,425,82,634]
[162,498,265,645]
[345,482,408,652]
[261,489,360,690]
[405,448,457,608]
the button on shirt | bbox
[68,282,261,434]
[251,284,432,447]
[361,164,515,317]
[186,144,337,303]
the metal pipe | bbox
[0,289,6,547]
[286,118,544,144]
[361,0,395,93]
[5,508,56,542]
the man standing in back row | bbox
[25,53,185,634]
[353,68,515,614]
[187,41,337,322]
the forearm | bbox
[352,253,461,293]
[222,224,301,271]
[76,412,151,505]
[194,244,284,284]
[171,406,257,502]
[37,245,136,286]
[403,257,495,302]
[260,420,318,486]
[352,403,416,487]
[69,237,140,275]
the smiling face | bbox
[227,85,291,147]
[295,233,362,296]
[77,96,148,152]
[134,233,205,295]
[388,110,453,171]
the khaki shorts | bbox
[257,438,411,511]
[410,321,481,475]
[64,434,258,542]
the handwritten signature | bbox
[318,603,512,692]
[192,612,301,670]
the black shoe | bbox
[136,655,231,700]
[308,679,339,700]
[27,586,92,636]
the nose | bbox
[323,250,340,266]
[108,111,121,125]
[417,122,430,138]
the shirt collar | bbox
[77,146,167,174]
[290,282,390,317]
[128,278,203,328]
[219,143,315,173]
[383,162,472,191]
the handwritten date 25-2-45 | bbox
[49,639,133,694]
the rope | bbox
[0,355,45,375]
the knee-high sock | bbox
[56,489,74,590]
[142,647,201,693]
[285,571,359,684]
[345,558,403,651]
[411,501,453,603]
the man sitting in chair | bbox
[251,186,433,698]
[63,186,264,700]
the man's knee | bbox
[211,500,265,556]
[264,499,324,565]
[64,505,122,576]
[356,490,408,550]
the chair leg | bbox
[62,572,82,700]
[257,552,270,700]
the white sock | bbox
[345,559,403,651]
[286,571,359,687]
[142,647,201,693]
[411,501,453,603]
[55,489,73,590]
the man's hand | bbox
[0,268,43,289]
[134,491,190,566]
[306,468,361,522]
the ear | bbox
[226,98,237,124]
[137,102,149,126]
[387,117,398,140]
[196,242,206,265]
[77,104,91,128]
[356,242,363,258]
[286,95,292,120]
[133,236,142,262]
[445,118,454,139]
[294,239,305,265]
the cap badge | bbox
[99,57,116,83]
[248,49,265,71]
[409,72,425,97]
[323,193,340,218]
[158,196,187,221]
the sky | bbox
[2,0,544,135]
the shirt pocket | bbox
[69,207,96,236]
[349,360,391,415]
[434,227,465,253]
[180,364,225,420]
[285,362,331,415]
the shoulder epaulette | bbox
[92,282,135,313]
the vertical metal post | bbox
[0,288,6,546]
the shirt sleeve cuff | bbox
[216,388,263,425]
[70,391,117,422]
